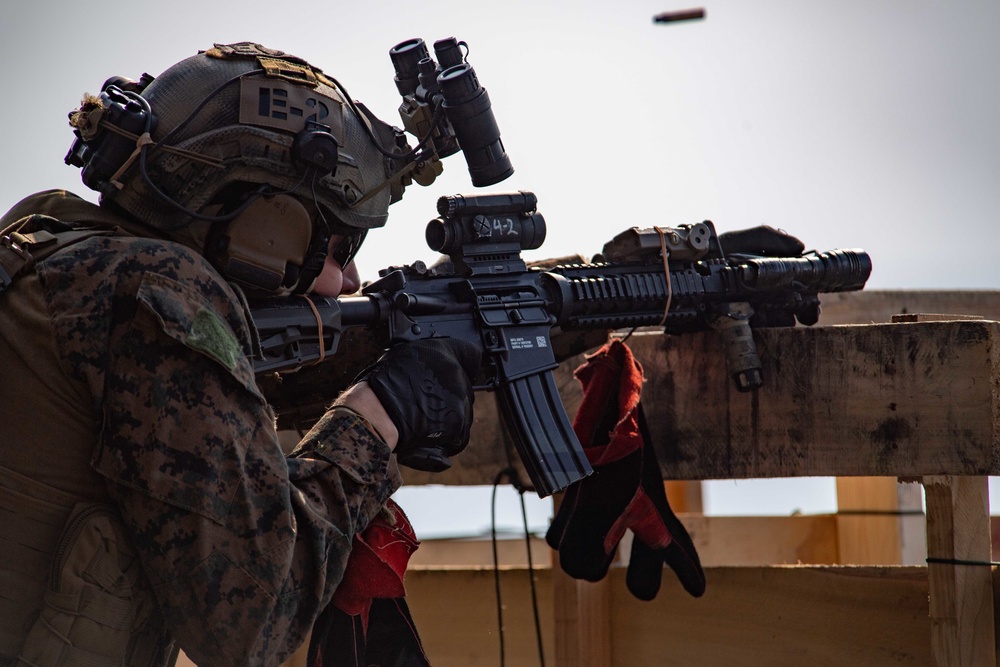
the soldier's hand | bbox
[358,338,482,472]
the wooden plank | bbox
[610,566,932,666]
[412,513,839,569]
[638,321,1000,480]
[405,568,555,667]
[990,516,1000,558]
[409,535,552,568]
[683,514,839,566]
[405,566,933,666]
[819,290,1000,324]
[923,475,996,666]
[403,320,1000,487]
[412,514,842,568]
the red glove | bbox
[545,339,706,599]
[309,499,430,666]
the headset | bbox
[65,74,346,295]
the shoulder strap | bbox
[0,222,116,293]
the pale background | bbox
[2,0,997,537]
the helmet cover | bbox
[101,42,407,239]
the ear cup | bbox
[211,194,315,293]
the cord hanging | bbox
[491,467,546,667]
[654,226,674,327]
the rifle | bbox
[250,191,871,497]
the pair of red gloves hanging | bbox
[546,338,706,600]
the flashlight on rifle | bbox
[390,37,514,187]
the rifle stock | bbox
[250,192,872,497]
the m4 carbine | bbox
[250,191,871,497]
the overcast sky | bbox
[3,0,997,533]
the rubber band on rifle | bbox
[298,294,325,364]
[655,227,673,327]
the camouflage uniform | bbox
[0,190,401,665]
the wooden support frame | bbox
[247,291,1000,667]
[923,475,995,666]
[402,318,1000,487]
[402,566,940,667]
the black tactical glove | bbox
[359,338,482,472]
[718,224,805,257]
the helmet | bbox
[67,42,409,294]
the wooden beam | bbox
[409,535,552,568]
[403,319,1000,487]
[609,566,933,666]
[411,514,839,568]
[404,566,934,666]
[638,321,1000,480]
[818,289,1000,324]
[682,514,839,566]
[923,475,996,666]
[406,568,555,667]
[552,571,612,667]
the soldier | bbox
[0,42,478,666]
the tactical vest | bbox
[0,219,177,666]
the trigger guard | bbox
[397,446,453,473]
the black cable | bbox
[926,557,1000,567]
[152,69,265,149]
[490,474,506,667]
[491,468,546,667]
[518,480,546,667]
[128,68,322,227]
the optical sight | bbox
[426,192,545,258]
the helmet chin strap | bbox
[288,172,333,295]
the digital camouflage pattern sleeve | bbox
[36,229,401,665]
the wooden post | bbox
[550,492,614,667]
[665,481,703,514]
[923,475,995,666]
[552,572,612,667]
[835,477,925,565]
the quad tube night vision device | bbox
[390,37,514,188]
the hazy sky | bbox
[2,1,997,533]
